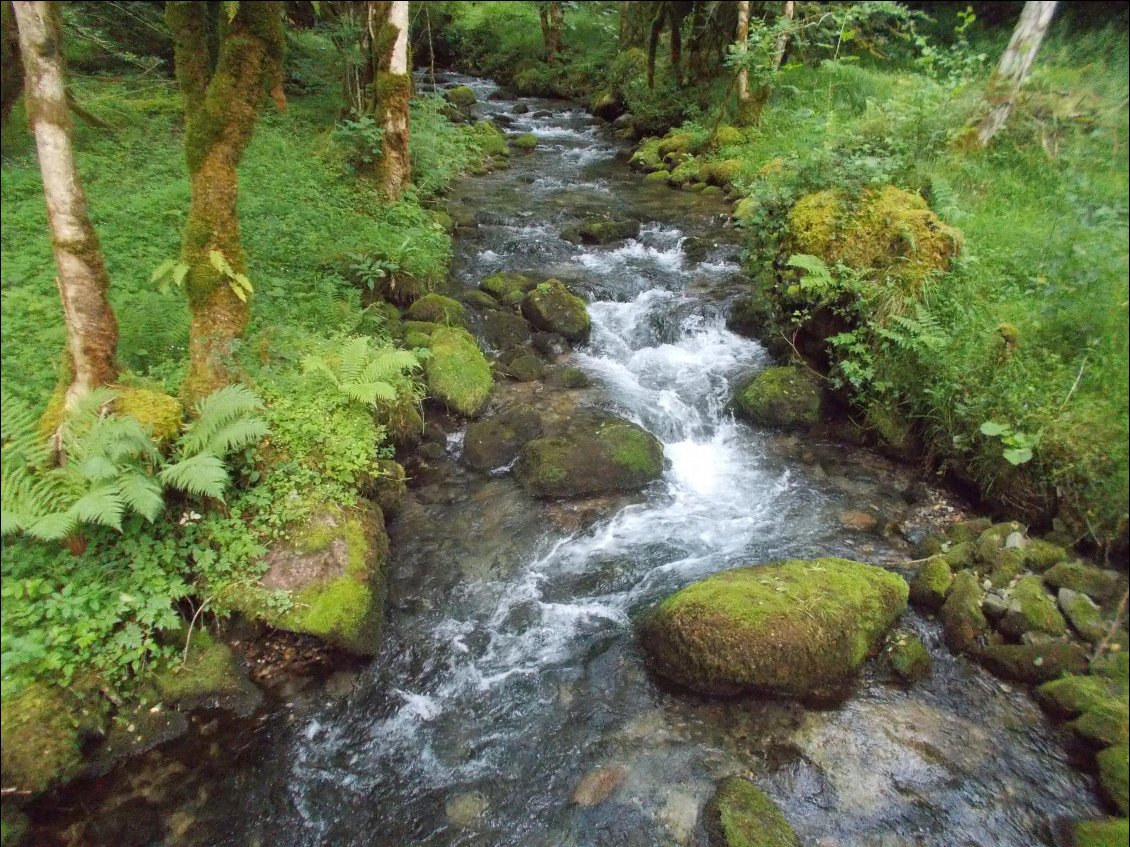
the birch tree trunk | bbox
[772,1,795,72]
[13,1,118,412]
[736,0,750,103]
[2,0,23,128]
[375,0,411,200]
[166,1,285,402]
[976,1,1058,147]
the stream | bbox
[32,74,1104,847]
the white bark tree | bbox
[736,0,750,105]
[976,1,1058,147]
[12,1,118,412]
[772,1,796,72]
[375,0,411,200]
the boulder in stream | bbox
[639,558,908,699]
[424,326,494,417]
[732,366,824,429]
[560,217,641,245]
[463,405,543,472]
[515,411,663,498]
[702,777,798,847]
[520,279,591,343]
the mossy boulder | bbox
[630,138,664,172]
[481,271,537,304]
[645,169,671,183]
[590,89,624,121]
[1098,745,1129,814]
[505,352,546,382]
[726,293,773,339]
[979,641,1089,684]
[405,293,468,327]
[1022,538,1068,572]
[516,412,663,499]
[698,159,744,188]
[1044,562,1121,602]
[785,186,962,293]
[1038,675,1126,718]
[1000,575,1067,639]
[0,683,82,794]
[974,521,1025,564]
[703,777,798,847]
[884,630,932,683]
[478,309,532,351]
[511,132,538,151]
[1059,589,1109,642]
[154,630,260,717]
[402,319,439,350]
[943,542,975,570]
[461,289,502,312]
[1072,817,1130,847]
[470,120,508,157]
[444,85,476,108]
[909,555,953,610]
[546,366,591,389]
[710,125,744,149]
[940,569,989,655]
[1070,700,1129,747]
[253,503,389,656]
[732,366,824,429]
[377,391,424,450]
[947,517,994,544]
[560,217,641,245]
[463,404,543,472]
[639,558,908,698]
[521,280,591,343]
[424,326,494,417]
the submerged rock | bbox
[639,558,908,698]
[520,279,591,343]
[463,405,542,472]
[570,765,626,807]
[702,777,798,847]
[516,412,663,498]
[732,366,824,429]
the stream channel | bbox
[34,74,1105,847]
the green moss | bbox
[885,630,932,683]
[1000,575,1067,637]
[698,158,744,188]
[940,569,988,655]
[114,385,184,446]
[561,218,641,244]
[974,521,1025,565]
[470,120,509,157]
[705,777,798,847]
[0,683,81,794]
[1022,538,1069,572]
[425,326,493,417]
[154,629,260,716]
[481,271,536,303]
[644,169,671,182]
[601,421,663,475]
[405,294,467,327]
[1098,745,1129,815]
[942,542,974,570]
[909,555,953,610]
[1,803,29,847]
[733,366,824,429]
[444,85,477,108]
[1039,675,1126,717]
[979,641,1089,684]
[667,159,700,187]
[640,558,908,697]
[946,518,994,544]
[1071,700,1130,747]
[376,391,424,450]
[511,132,538,150]
[520,279,590,342]
[630,138,664,172]
[1044,561,1120,602]
[1073,818,1130,847]
[711,125,744,149]
[1060,589,1109,642]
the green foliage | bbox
[301,336,423,409]
[334,113,385,169]
[979,421,1039,466]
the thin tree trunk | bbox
[539,2,562,64]
[736,0,750,104]
[166,1,285,403]
[976,1,1057,147]
[13,1,118,412]
[646,4,665,89]
[772,0,795,72]
[2,0,23,128]
[375,0,410,200]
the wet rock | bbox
[424,326,494,417]
[481,271,537,305]
[154,630,261,717]
[589,89,624,121]
[560,217,641,244]
[516,412,663,498]
[445,791,489,826]
[505,352,546,382]
[478,309,531,351]
[461,289,501,312]
[1044,562,1121,602]
[703,777,798,847]
[639,558,907,698]
[659,788,699,845]
[570,765,626,807]
[531,331,570,359]
[982,591,1010,620]
[941,570,990,655]
[520,280,591,343]
[511,132,539,150]
[732,366,824,429]
[726,293,774,340]
[1059,588,1108,642]
[86,706,189,778]
[884,629,932,683]
[978,641,1089,684]
[463,405,542,472]
[0,682,83,793]
[546,366,590,389]
[909,556,952,610]
[405,293,467,327]
[999,576,1067,639]
[1098,744,1129,814]
[512,102,529,114]
[839,509,879,533]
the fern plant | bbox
[301,336,423,409]
[1,385,267,542]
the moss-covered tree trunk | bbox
[538,2,563,65]
[975,1,1057,147]
[166,1,285,402]
[373,0,410,200]
[2,0,23,128]
[13,1,118,411]
[735,0,750,107]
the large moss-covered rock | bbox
[639,559,908,698]
[1098,745,1129,815]
[1059,589,1109,642]
[516,412,663,498]
[785,186,962,292]
[1000,575,1067,638]
[941,569,989,655]
[481,271,537,305]
[560,217,641,244]
[444,85,476,108]
[1022,538,1068,572]
[1044,562,1121,602]
[154,630,261,717]
[0,683,81,793]
[520,280,591,343]
[425,327,494,417]
[1038,675,1126,719]
[979,641,1089,684]
[478,309,531,351]
[463,405,543,472]
[909,555,953,610]
[1070,700,1129,747]
[405,293,468,327]
[703,777,798,847]
[732,367,823,429]
[253,504,389,656]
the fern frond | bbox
[117,473,165,522]
[193,417,269,457]
[67,484,126,531]
[159,454,230,500]
[180,385,265,457]
[24,510,80,542]
[338,337,373,384]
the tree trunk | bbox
[646,3,665,89]
[166,1,285,402]
[374,0,410,200]
[772,0,795,72]
[539,2,562,64]
[2,0,23,128]
[13,1,118,412]
[976,1,1057,147]
[735,0,750,104]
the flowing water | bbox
[33,75,1105,847]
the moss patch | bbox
[1000,575,1067,638]
[1044,562,1121,602]
[444,85,476,108]
[909,555,953,610]
[639,558,908,698]
[154,629,261,717]
[405,293,468,327]
[481,271,537,303]
[511,132,538,150]
[733,366,824,429]
[704,777,798,847]
[520,279,590,343]
[424,326,494,417]
[1073,818,1130,847]
[1098,745,1129,815]
[0,683,81,794]
[940,569,988,655]
[115,385,184,446]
